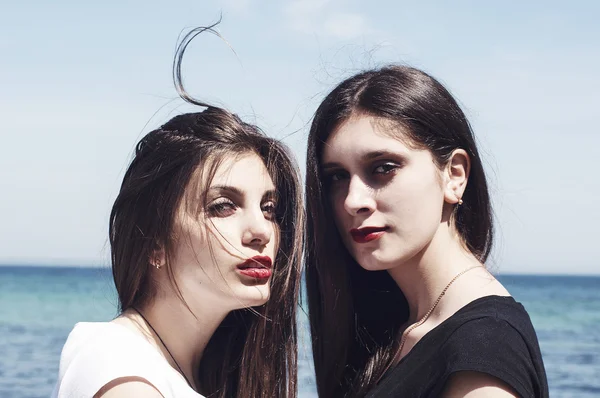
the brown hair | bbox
[109,25,303,398]
[305,65,493,397]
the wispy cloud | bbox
[220,0,252,13]
[283,0,370,39]
[323,12,368,39]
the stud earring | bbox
[458,198,463,205]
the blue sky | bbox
[1,1,598,274]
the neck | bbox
[387,223,482,324]
[131,294,229,390]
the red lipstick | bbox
[237,256,272,279]
[350,227,388,243]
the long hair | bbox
[109,24,303,398]
[305,65,493,397]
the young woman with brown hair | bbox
[52,26,303,398]
[305,65,548,398]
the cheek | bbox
[271,224,281,256]
[328,200,357,255]
[205,219,238,248]
[379,171,444,224]
[329,193,349,230]
[171,219,206,257]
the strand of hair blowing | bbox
[109,22,302,398]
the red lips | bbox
[350,227,388,243]
[237,256,272,279]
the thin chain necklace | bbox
[380,265,482,380]
[132,307,194,390]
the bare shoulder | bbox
[461,267,511,299]
[442,371,518,398]
[94,376,165,398]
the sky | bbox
[1,0,598,275]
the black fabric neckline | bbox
[379,295,518,383]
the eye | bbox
[207,198,237,217]
[373,163,399,175]
[261,200,277,220]
[324,170,349,184]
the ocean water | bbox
[0,266,598,398]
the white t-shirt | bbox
[51,322,205,398]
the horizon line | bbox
[0,262,598,278]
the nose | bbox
[242,207,272,247]
[343,176,376,216]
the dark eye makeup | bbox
[206,196,278,220]
[207,198,237,217]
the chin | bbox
[356,257,388,271]
[355,249,406,272]
[235,285,271,308]
[359,262,396,273]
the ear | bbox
[443,149,470,205]
[149,245,166,270]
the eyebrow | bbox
[208,185,278,200]
[362,150,401,161]
[322,150,405,170]
[209,185,244,197]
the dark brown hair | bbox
[109,25,303,398]
[305,65,493,397]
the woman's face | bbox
[322,115,448,271]
[167,152,280,310]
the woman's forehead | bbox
[210,152,275,191]
[322,115,415,164]
[179,152,275,213]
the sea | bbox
[0,266,598,398]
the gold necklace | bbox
[380,265,482,380]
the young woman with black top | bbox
[304,65,549,398]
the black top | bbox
[366,296,549,398]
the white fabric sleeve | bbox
[52,324,174,398]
